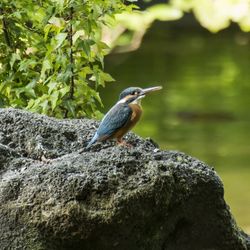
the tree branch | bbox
[64,6,74,118]
[0,8,12,48]
[69,7,74,100]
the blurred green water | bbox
[103,22,250,233]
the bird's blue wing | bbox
[96,103,132,139]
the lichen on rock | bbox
[0,108,249,250]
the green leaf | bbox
[10,53,21,69]
[50,91,59,111]
[72,30,85,44]
[44,24,52,40]
[33,8,46,23]
[41,59,52,79]
[59,85,70,97]
[41,99,49,114]
[54,32,68,50]
[48,81,58,95]
[65,99,76,117]
[79,39,95,57]
[18,59,37,72]
[26,99,35,110]
[48,16,65,29]
[79,66,93,78]
[100,72,115,82]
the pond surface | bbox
[103,22,250,233]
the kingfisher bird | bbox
[86,86,162,149]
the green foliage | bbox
[1,0,249,119]
[171,0,250,32]
[103,3,183,52]
[0,0,132,118]
[104,0,250,52]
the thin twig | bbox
[64,6,75,118]
[69,6,74,100]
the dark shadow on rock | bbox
[0,108,249,250]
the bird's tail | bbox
[86,133,98,149]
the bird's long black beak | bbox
[141,86,162,96]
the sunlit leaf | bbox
[48,16,65,29]
[26,99,35,109]
[72,30,85,44]
[41,59,52,79]
[115,12,150,31]
[59,85,70,97]
[51,91,59,110]
[79,66,93,78]
[100,72,115,82]
[48,81,58,95]
[33,8,46,23]
[41,98,49,114]
[44,24,51,41]
[147,4,183,21]
[54,32,67,49]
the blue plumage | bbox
[86,133,99,149]
[119,87,141,100]
[86,103,132,148]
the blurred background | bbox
[101,1,250,234]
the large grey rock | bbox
[0,108,249,250]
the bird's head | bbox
[118,86,162,105]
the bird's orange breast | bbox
[129,104,142,125]
[112,104,142,140]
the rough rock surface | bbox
[0,108,249,250]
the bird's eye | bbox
[133,91,138,95]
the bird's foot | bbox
[117,139,133,148]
